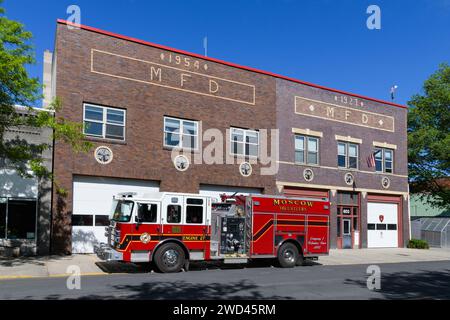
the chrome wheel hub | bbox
[162,249,179,266]
[283,249,295,263]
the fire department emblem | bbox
[94,146,113,165]
[140,233,151,244]
[379,215,384,223]
[174,155,189,172]
[239,162,252,177]
[381,176,390,189]
[303,168,314,182]
[344,172,355,186]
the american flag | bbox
[367,152,376,168]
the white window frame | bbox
[295,135,319,165]
[338,141,359,169]
[230,127,259,158]
[83,103,126,141]
[163,116,199,151]
[375,148,394,174]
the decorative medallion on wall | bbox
[174,155,190,172]
[239,162,252,177]
[381,176,391,189]
[303,168,314,182]
[344,172,355,186]
[94,146,113,165]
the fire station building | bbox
[48,20,409,254]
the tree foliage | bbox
[0,1,91,185]
[408,63,450,209]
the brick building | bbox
[48,20,409,254]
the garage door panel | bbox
[367,202,398,248]
[72,176,160,253]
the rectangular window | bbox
[338,142,359,169]
[167,205,181,224]
[0,199,6,239]
[295,135,319,165]
[376,224,387,230]
[387,224,397,230]
[367,224,376,230]
[72,214,93,227]
[137,203,158,223]
[164,117,198,150]
[186,198,204,224]
[83,103,125,140]
[231,127,259,157]
[375,148,394,173]
[95,215,110,227]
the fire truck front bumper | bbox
[94,243,123,262]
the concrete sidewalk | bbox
[318,248,450,266]
[0,254,103,279]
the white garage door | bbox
[367,202,398,248]
[72,176,160,253]
[199,184,262,202]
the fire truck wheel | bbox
[277,243,299,268]
[154,243,186,273]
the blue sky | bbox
[3,0,450,107]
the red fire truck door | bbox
[251,212,275,256]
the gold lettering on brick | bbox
[91,49,256,105]
[295,96,394,132]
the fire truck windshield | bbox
[110,200,134,222]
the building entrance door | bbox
[342,218,352,249]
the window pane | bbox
[106,109,124,124]
[338,155,346,167]
[295,150,304,163]
[348,144,357,157]
[183,121,197,135]
[186,206,203,224]
[385,150,393,161]
[165,118,180,133]
[246,143,258,157]
[167,205,181,224]
[307,152,318,164]
[387,224,397,230]
[385,161,393,173]
[0,200,6,238]
[232,141,244,155]
[95,215,110,226]
[137,203,157,223]
[374,149,382,160]
[375,159,383,172]
[353,217,358,231]
[72,214,93,227]
[338,143,346,155]
[349,156,357,169]
[231,129,244,143]
[368,224,376,230]
[295,136,305,150]
[6,200,36,239]
[246,131,259,144]
[84,106,103,121]
[165,132,180,147]
[105,124,124,139]
[376,224,387,230]
[308,138,318,152]
[84,121,103,136]
[182,134,197,149]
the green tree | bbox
[0,2,91,188]
[408,63,450,209]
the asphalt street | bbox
[0,260,449,300]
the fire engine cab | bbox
[96,192,330,273]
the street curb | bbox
[0,272,110,281]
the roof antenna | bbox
[390,85,398,101]
[203,36,208,57]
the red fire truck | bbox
[96,192,330,273]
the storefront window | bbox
[0,199,6,239]
[6,199,37,240]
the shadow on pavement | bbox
[344,269,450,299]
[42,279,293,300]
